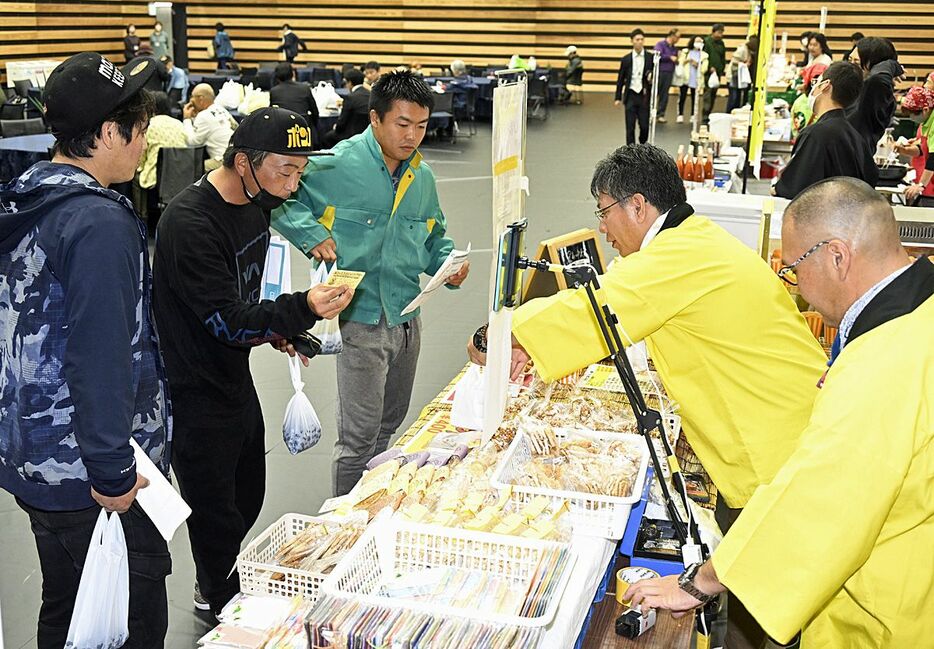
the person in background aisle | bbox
[363,60,381,89]
[653,29,680,122]
[806,33,833,67]
[320,69,370,148]
[183,83,237,171]
[702,23,726,122]
[774,62,878,200]
[149,20,169,60]
[726,35,757,112]
[564,45,584,105]
[162,55,189,105]
[676,35,708,124]
[0,52,171,649]
[123,23,140,62]
[796,30,814,67]
[450,59,469,79]
[503,143,826,649]
[790,62,828,140]
[848,36,904,153]
[153,107,353,615]
[135,91,188,225]
[844,31,864,62]
[896,86,934,206]
[213,22,235,70]
[271,71,470,497]
[628,177,934,649]
[277,24,307,64]
[615,28,655,145]
[270,62,319,131]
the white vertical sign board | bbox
[483,77,528,442]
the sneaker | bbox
[676,115,684,123]
[658,116,667,123]
[193,582,211,611]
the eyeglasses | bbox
[594,196,632,220]
[777,240,830,286]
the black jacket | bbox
[847,59,904,153]
[277,32,307,60]
[775,109,879,200]
[566,55,584,86]
[270,79,320,128]
[123,35,140,63]
[333,86,371,141]
[615,50,655,102]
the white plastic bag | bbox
[237,83,270,116]
[312,81,341,116]
[737,62,752,89]
[450,363,485,430]
[309,263,343,354]
[65,509,129,649]
[282,355,322,455]
[707,69,720,89]
[216,79,244,109]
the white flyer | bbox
[130,439,191,542]
[400,243,471,315]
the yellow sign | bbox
[747,0,777,175]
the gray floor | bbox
[0,93,737,648]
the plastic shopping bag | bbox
[309,263,343,354]
[312,81,341,116]
[282,355,323,454]
[65,509,129,649]
[216,79,244,109]
[707,69,720,89]
[450,363,485,430]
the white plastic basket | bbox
[491,428,650,540]
[237,513,335,602]
[321,519,576,627]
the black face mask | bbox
[241,160,288,211]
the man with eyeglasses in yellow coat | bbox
[628,177,934,647]
[507,144,827,649]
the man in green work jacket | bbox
[272,70,469,495]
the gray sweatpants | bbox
[333,316,421,496]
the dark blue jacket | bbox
[0,162,172,510]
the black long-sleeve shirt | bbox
[153,176,320,423]
[775,109,879,200]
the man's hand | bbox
[905,183,925,202]
[510,339,531,381]
[270,338,309,367]
[310,237,337,262]
[626,575,704,619]
[467,333,486,366]
[182,102,196,120]
[307,284,353,319]
[614,99,622,106]
[446,261,470,287]
[91,474,149,514]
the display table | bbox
[583,598,692,649]
[5,59,60,88]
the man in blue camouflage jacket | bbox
[0,53,172,648]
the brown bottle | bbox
[704,147,714,179]
[683,151,695,183]
[693,146,705,183]
[676,144,686,178]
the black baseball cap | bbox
[43,52,157,138]
[230,107,331,157]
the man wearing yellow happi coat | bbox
[629,177,934,647]
[509,144,827,648]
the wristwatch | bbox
[678,562,715,604]
[472,324,488,354]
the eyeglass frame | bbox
[777,239,831,286]
[594,195,632,220]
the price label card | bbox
[326,270,365,290]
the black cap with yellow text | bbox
[230,107,330,157]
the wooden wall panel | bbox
[2,1,933,89]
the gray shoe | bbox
[193,582,211,611]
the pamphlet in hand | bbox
[129,439,191,542]
[400,243,471,316]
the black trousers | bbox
[656,69,674,117]
[678,85,696,117]
[171,394,266,614]
[624,90,649,144]
[16,498,171,649]
[715,498,769,649]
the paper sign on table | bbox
[326,269,366,290]
[400,244,471,315]
[130,439,191,542]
